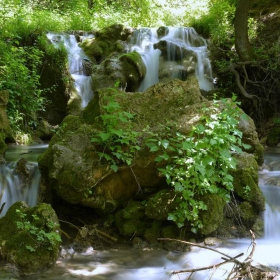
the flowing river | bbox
[0,146,280,279]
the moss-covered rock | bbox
[38,77,264,239]
[267,125,280,146]
[238,201,259,228]
[145,190,177,220]
[115,201,147,236]
[199,194,226,235]
[143,220,162,244]
[232,153,265,212]
[80,24,132,63]
[91,51,146,92]
[161,225,180,239]
[0,202,61,276]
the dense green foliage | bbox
[147,97,250,231]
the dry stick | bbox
[171,253,244,275]
[158,238,243,265]
[0,202,6,215]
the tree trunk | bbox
[234,0,254,61]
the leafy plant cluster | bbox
[15,209,61,252]
[91,89,141,172]
[146,97,250,230]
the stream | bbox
[0,146,280,279]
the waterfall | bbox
[0,145,47,217]
[130,27,213,92]
[47,32,94,108]
[130,28,161,92]
[259,168,280,239]
[0,162,40,217]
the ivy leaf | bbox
[161,139,169,149]
[110,164,118,172]
[99,132,111,141]
[182,141,193,150]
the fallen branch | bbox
[158,231,280,279]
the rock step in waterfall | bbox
[47,26,214,108]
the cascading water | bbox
[130,27,214,92]
[130,28,161,92]
[0,145,47,217]
[47,32,94,108]
[259,152,280,239]
[0,163,40,217]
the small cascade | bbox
[259,168,280,239]
[47,32,94,108]
[0,145,47,217]
[130,28,161,92]
[0,162,40,217]
[130,27,214,92]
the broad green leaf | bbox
[182,141,193,150]
[99,132,111,141]
[111,165,118,172]
[162,139,169,149]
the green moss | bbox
[233,170,265,212]
[199,194,226,235]
[143,221,162,243]
[119,51,146,78]
[267,125,280,146]
[161,225,179,239]
[239,201,258,228]
[82,93,102,124]
[0,133,7,156]
[145,190,177,221]
[80,38,104,62]
[115,201,147,236]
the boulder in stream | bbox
[0,201,61,276]
[38,77,265,238]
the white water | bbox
[47,33,94,108]
[130,27,214,92]
[0,145,47,217]
[130,28,161,92]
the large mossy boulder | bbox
[80,24,133,63]
[38,77,264,237]
[91,51,146,92]
[0,201,61,276]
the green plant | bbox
[243,185,251,199]
[15,209,61,252]
[0,41,46,134]
[146,96,250,231]
[91,86,141,172]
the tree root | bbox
[158,230,280,279]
